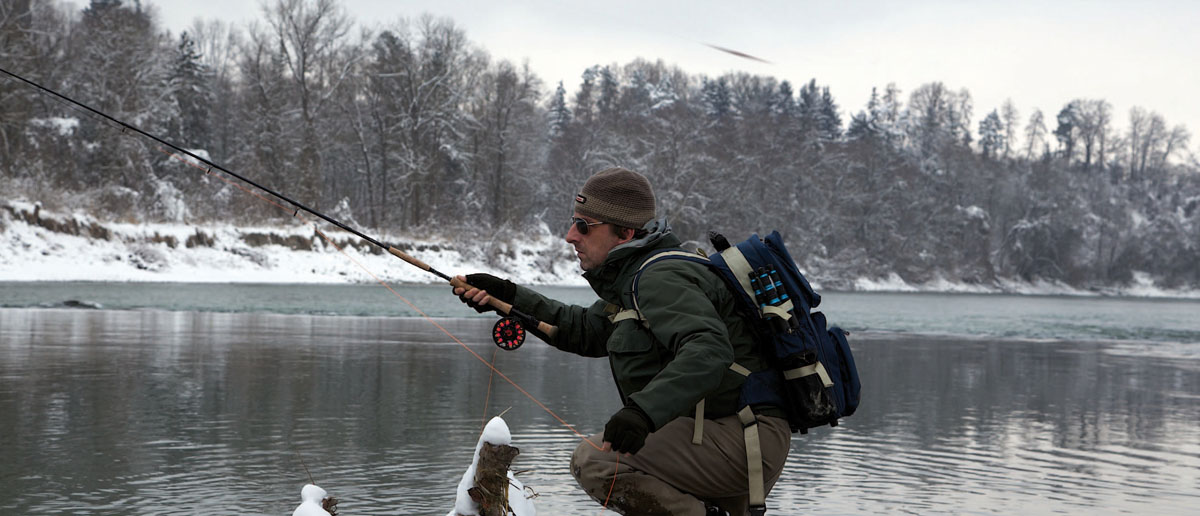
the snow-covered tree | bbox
[543,83,567,141]
[1024,108,1047,160]
[1000,99,1019,159]
[978,110,1005,160]
[168,31,214,149]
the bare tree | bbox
[1000,99,1019,159]
[1094,99,1112,170]
[265,0,354,207]
[1132,109,1166,179]
[1069,99,1111,172]
[188,18,242,85]
[1160,125,1191,170]
[470,59,542,226]
[1127,107,1148,180]
[1024,108,1047,160]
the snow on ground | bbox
[2,199,1197,298]
[0,199,585,286]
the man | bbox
[454,167,791,515]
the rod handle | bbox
[388,246,432,271]
[448,276,558,339]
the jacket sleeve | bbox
[511,284,613,357]
[627,261,735,429]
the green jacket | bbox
[512,220,777,430]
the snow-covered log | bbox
[448,417,536,516]
[292,484,338,516]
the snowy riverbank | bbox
[1,199,586,286]
[3,199,1197,299]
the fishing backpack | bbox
[631,230,861,434]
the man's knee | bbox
[571,437,611,495]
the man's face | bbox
[565,213,627,271]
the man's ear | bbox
[618,226,637,243]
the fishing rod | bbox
[0,65,553,349]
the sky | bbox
[153,0,1199,155]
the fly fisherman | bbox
[453,167,791,515]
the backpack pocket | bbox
[828,326,861,417]
[777,328,839,432]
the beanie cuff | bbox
[575,198,644,229]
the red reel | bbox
[492,316,526,350]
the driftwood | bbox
[462,442,521,516]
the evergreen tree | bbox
[797,78,822,140]
[701,76,733,121]
[548,80,571,139]
[596,65,619,119]
[847,87,880,140]
[169,31,213,149]
[573,66,598,126]
[978,109,1005,160]
[1055,101,1080,164]
[819,86,842,140]
[620,68,652,118]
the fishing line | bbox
[162,147,603,450]
[481,347,500,431]
[294,448,317,486]
[3,65,617,509]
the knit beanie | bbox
[574,167,656,228]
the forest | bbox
[1,0,1198,290]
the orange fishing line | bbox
[161,147,603,450]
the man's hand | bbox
[452,273,516,314]
[602,405,653,455]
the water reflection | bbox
[2,309,1198,515]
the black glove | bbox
[456,273,517,313]
[602,405,653,454]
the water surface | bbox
[2,284,1198,514]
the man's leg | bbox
[571,414,791,516]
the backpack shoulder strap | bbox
[712,241,758,303]
[620,249,711,328]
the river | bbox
[2,282,1198,514]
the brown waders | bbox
[572,413,791,515]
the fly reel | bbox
[492,316,526,350]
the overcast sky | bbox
[153,0,1198,152]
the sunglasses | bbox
[569,217,607,235]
